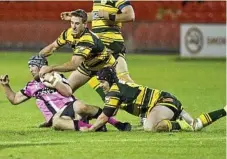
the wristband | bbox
[109,14,116,21]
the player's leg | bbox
[67,69,91,93]
[73,100,131,131]
[52,108,92,131]
[144,105,175,132]
[179,109,194,125]
[116,55,134,83]
[193,106,226,131]
[144,104,193,132]
[87,76,105,101]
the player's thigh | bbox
[144,105,174,131]
[67,70,90,92]
[116,56,134,82]
[116,56,129,73]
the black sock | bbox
[208,109,226,122]
[93,108,103,119]
[171,121,181,131]
[73,120,79,131]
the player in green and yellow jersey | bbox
[60,0,135,100]
[81,67,226,132]
[39,9,116,93]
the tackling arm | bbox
[51,55,85,72]
[89,112,109,131]
[39,41,60,57]
[60,11,93,22]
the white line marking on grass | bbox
[0,137,225,145]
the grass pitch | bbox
[0,52,225,159]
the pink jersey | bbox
[20,78,75,122]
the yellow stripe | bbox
[117,71,129,77]
[157,103,178,110]
[116,0,125,8]
[205,113,212,123]
[163,120,172,131]
[199,114,208,125]
[88,77,100,89]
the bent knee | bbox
[52,116,63,130]
[143,120,170,132]
[74,102,88,114]
[154,120,171,132]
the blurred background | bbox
[0,1,226,57]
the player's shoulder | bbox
[79,28,95,44]
[116,0,131,9]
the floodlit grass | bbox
[0,52,225,159]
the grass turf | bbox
[0,52,225,159]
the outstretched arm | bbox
[0,75,29,105]
[39,55,85,78]
[39,41,61,57]
[61,11,93,22]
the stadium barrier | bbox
[180,24,226,58]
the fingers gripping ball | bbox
[40,72,62,88]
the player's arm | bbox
[89,96,120,131]
[49,55,85,73]
[115,5,135,22]
[98,2,135,22]
[39,45,88,77]
[0,75,29,105]
[39,41,61,57]
[43,73,72,97]
[61,11,93,22]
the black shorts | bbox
[60,101,76,119]
[156,92,183,120]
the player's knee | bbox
[153,120,170,132]
[143,121,156,132]
[74,102,89,115]
[52,116,63,130]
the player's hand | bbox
[43,73,53,82]
[0,74,9,85]
[60,11,72,21]
[39,66,53,78]
[98,10,109,20]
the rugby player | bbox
[39,9,116,94]
[81,67,226,132]
[60,1,145,125]
[0,56,131,131]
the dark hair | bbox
[28,55,48,68]
[71,9,87,23]
[97,67,119,86]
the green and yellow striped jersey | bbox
[56,28,116,71]
[104,80,162,117]
[92,0,131,30]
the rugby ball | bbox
[40,72,62,88]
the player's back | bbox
[106,80,162,116]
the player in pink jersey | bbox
[0,55,131,131]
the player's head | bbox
[71,9,87,36]
[97,67,119,93]
[28,55,48,80]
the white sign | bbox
[180,24,226,57]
